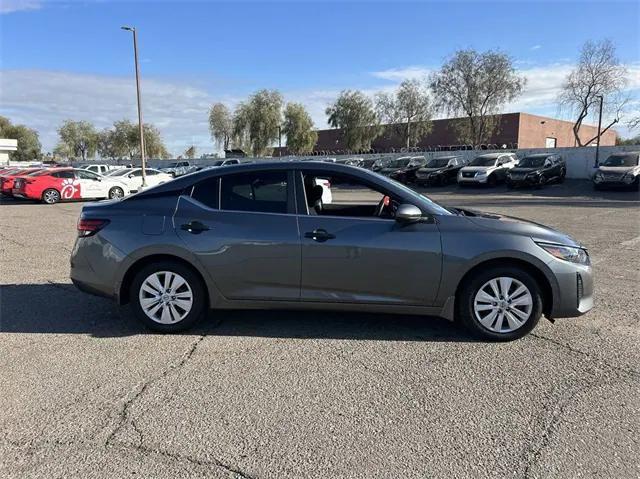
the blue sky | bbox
[2,0,639,154]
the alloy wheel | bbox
[109,187,124,199]
[138,271,193,324]
[43,189,60,204]
[473,276,533,333]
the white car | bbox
[82,164,120,175]
[106,167,173,192]
[457,153,518,186]
[315,177,332,204]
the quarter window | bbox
[191,177,220,209]
[220,171,288,214]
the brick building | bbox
[275,112,617,155]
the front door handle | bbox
[304,229,335,242]
[181,220,210,234]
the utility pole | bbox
[594,95,604,168]
[121,26,147,187]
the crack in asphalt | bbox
[104,334,206,447]
[520,373,609,479]
[530,332,640,380]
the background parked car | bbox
[378,156,414,176]
[106,167,173,192]
[592,152,640,190]
[414,156,467,186]
[507,154,566,188]
[1,167,43,196]
[159,161,191,177]
[458,153,518,186]
[81,164,120,175]
[13,168,130,204]
[388,156,427,184]
[371,157,391,172]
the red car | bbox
[0,168,43,196]
[13,168,131,204]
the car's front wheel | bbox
[109,186,124,199]
[457,266,543,341]
[130,261,207,332]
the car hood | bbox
[460,166,493,173]
[457,208,582,247]
[510,167,541,174]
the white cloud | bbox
[0,0,41,14]
[0,69,227,155]
[371,66,432,82]
[530,45,542,51]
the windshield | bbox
[377,172,452,216]
[602,154,639,167]
[518,157,546,168]
[210,160,224,166]
[425,158,450,168]
[469,156,497,167]
[407,158,426,167]
[390,158,411,168]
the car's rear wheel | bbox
[130,261,206,332]
[457,266,543,341]
[109,186,124,199]
[487,175,497,187]
[42,188,61,204]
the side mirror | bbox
[395,204,422,223]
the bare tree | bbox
[559,39,628,146]
[375,79,433,148]
[430,49,525,146]
[208,103,233,151]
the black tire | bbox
[593,183,601,191]
[487,175,497,187]
[109,186,125,199]
[129,260,207,333]
[558,169,566,183]
[536,174,547,189]
[456,266,543,341]
[42,188,61,204]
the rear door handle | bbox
[304,229,335,242]
[180,220,210,234]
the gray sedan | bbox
[70,162,593,340]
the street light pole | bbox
[121,26,147,187]
[594,95,604,168]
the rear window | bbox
[220,171,288,214]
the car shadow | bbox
[0,283,472,342]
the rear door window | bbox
[220,171,289,214]
[191,177,220,209]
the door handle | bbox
[180,220,210,234]
[304,229,335,242]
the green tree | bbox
[58,120,98,161]
[282,102,317,154]
[184,145,197,159]
[232,90,283,156]
[104,120,170,159]
[52,142,71,161]
[430,49,525,146]
[325,90,381,151]
[208,103,233,151]
[375,79,433,148]
[0,116,42,162]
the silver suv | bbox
[70,162,593,341]
[458,153,518,186]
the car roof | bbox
[475,152,513,158]
[523,153,554,159]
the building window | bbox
[545,137,557,148]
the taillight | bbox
[77,218,110,237]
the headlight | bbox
[593,173,603,183]
[475,171,487,177]
[622,173,635,184]
[537,242,590,265]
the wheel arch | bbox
[454,257,554,318]
[118,253,211,308]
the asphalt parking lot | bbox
[1,180,639,479]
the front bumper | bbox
[547,259,594,318]
[507,176,539,187]
[458,175,488,184]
